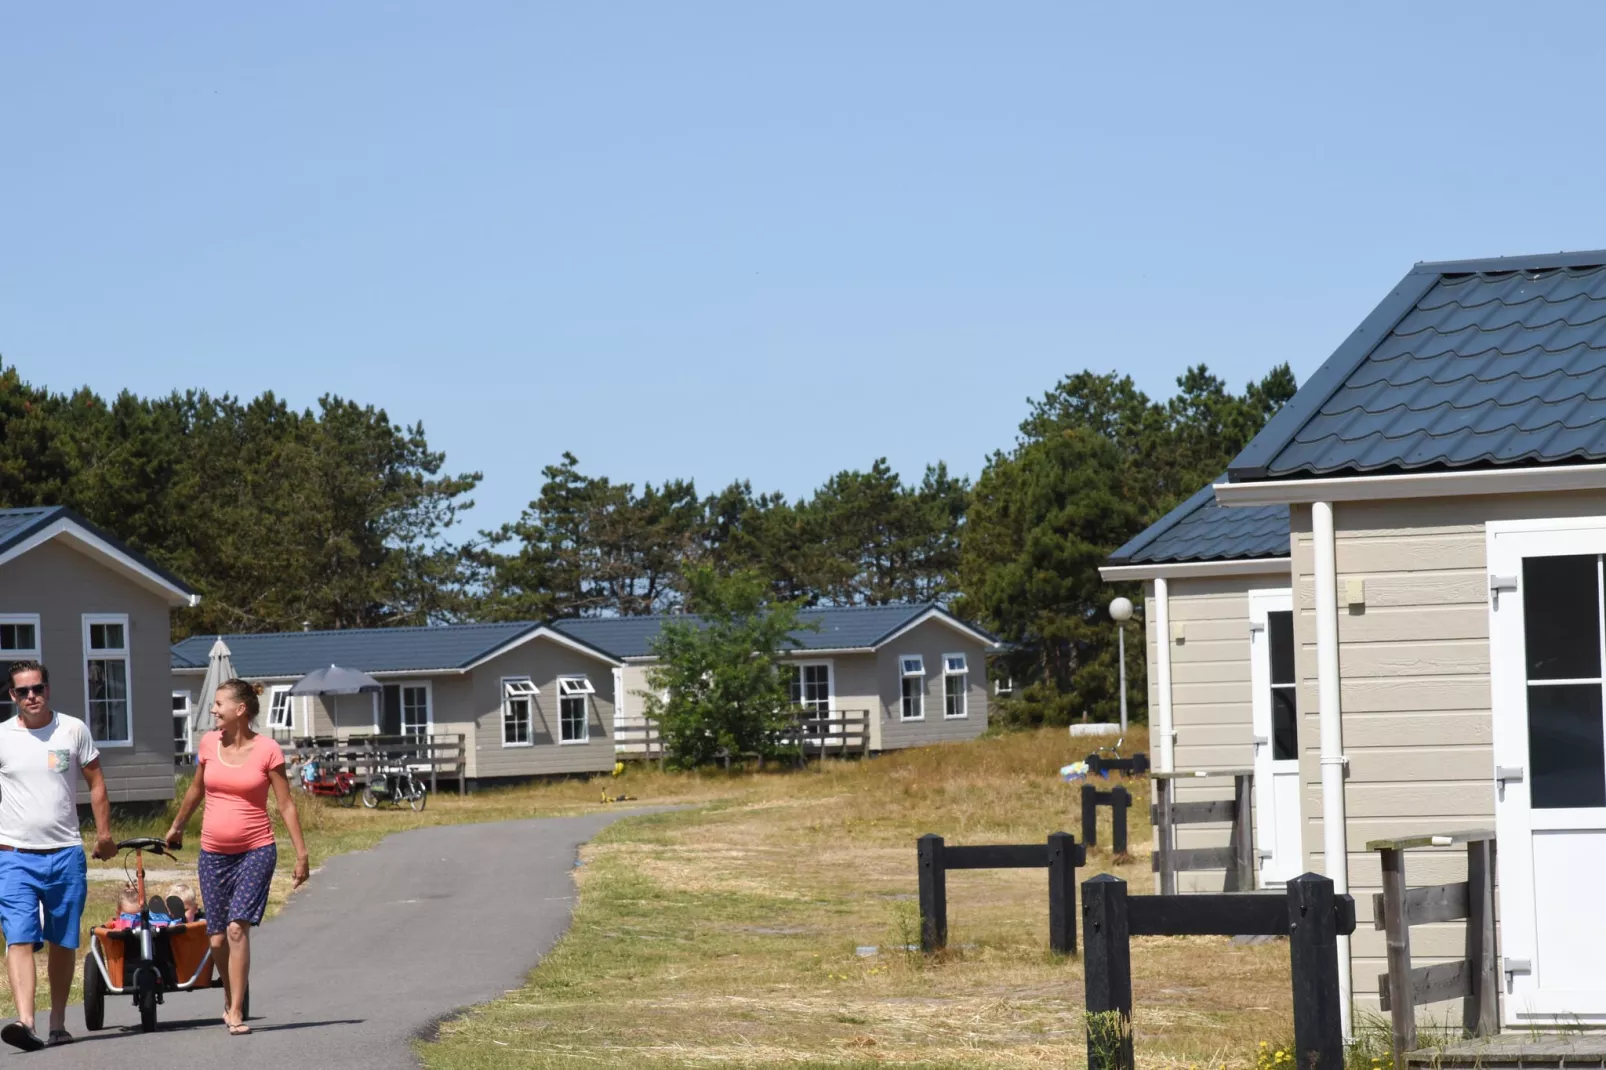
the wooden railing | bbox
[918,832,1085,954]
[616,709,873,767]
[1366,830,1498,1067]
[286,733,468,796]
[1150,769,1255,894]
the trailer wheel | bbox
[82,956,105,1031]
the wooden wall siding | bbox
[1285,490,1606,1012]
[1144,574,1287,892]
[873,621,989,751]
[469,640,616,779]
[2,540,178,804]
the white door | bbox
[1489,521,1606,1024]
[1249,588,1302,886]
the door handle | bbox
[1504,957,1532,976]
[1496,766,1525,784]
[1253,735,1270,746]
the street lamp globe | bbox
[1109,596,1134,623]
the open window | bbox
[558,675,592,743]
[266,686,294,735]
[503,677,536,746]
[943,653,969,718]
[900,655,925,721]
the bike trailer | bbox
[88,923,214,993]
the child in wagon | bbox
[166,881,201,923]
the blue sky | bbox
[4,4,1605,533]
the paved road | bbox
[27,810,653,1069]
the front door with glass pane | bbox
[1249,589,1302,886]
[1488,521,1606,1023]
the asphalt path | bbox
[24,809,656,1068]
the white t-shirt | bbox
[0,712,99,849]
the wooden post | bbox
[1155,779,1176,895]
[1082,875,1133,1070]
[1378,846,1414,1063]
[430,735,439,796]
[1464,839,1498,1037]
[457,733,466,796]
[1230,773,1255,892]
[1287,874,1344,1070]
[1082,785,1098,849]
[917,834,947,953]
[1047,832,1078,954]
[1111,787,1130,856]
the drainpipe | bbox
[1312,501,1352,1039]
[1153,577,1175,774]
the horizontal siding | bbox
[1285,493,1606,1010]
[1145,574,1291,893]
[875,623,988,751]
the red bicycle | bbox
[295,749,358,807]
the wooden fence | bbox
[1081,785,1132,855]
[286,733,468,796]
[918,832,1085,954]
[616,709,872,766]
[1150,769,1255,894]
[1366,830,1498,1067]
[1083,873,1356,1070]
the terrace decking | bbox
[1407,1032,1606,1069]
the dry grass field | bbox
[421,727,1309,1070]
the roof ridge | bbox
[176,620,543,644]
[553,601,939,626]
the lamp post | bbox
[1109,597,1134,733]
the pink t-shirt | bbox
[197,731,285,854]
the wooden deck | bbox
[1407,1032,1606,1069]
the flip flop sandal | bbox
[1,1022,44,1052]
[46,1029,72,1046]
[227,1022,252,1036]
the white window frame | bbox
[172,690,193,753]
[557,674,591,744]
[787,660,834,718]
[994,675,1013,696]
[0,614,42,723]
[900,654,925,721]
[501,677,537,748]
[83,613,133,746]
[266,684,295,733]
[942,653,969,719]
[376,680,433,738]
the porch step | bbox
[1407,1033,1606,1069]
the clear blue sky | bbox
[4,4,1604,533]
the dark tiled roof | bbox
[552,602,997,659]
[0,506,198,597]
[170,622,573,677]
[1230,250,1606,480]
[1107,480,1289,565]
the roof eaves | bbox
[1225,265,1441,483]
[1105,480,1219,566]
[869,604,1001,650]
[1414,249,1606,275]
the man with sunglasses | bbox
[0,661,116,1051]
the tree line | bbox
[0,359,1295,726]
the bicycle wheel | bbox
[360,787,379,809]
[138,979,158,1033]
[408,779,427,812]
[83,952,106,1031]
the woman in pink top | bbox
[166,680,310,1035]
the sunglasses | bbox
[10,684,45,698]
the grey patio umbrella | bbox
[289,664,383,735]
[191,638,235,741]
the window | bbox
[503,678,537,746]
[994,676,1013,696]
[84,614,131,744]
[788,663,831,717]
[558,676,591,743]
[379,683,431,738]
[943,654,968,718]
[172,691,191,754]
[900,655,924,720]
[1523,554,1606,808]
[1266,611,1298,761]
[266,686,294,734]
[0,615,41,723]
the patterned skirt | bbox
[196,844,278,936]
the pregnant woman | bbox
[166,679,310,1035]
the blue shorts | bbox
[0,848,87,951]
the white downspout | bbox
[1312,501,1352,1039]
[1154,577,1175,774]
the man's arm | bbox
[80,759,117,860]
